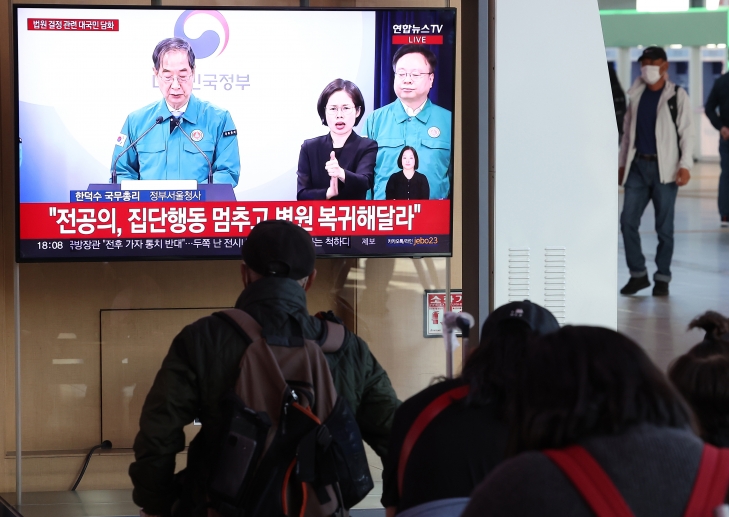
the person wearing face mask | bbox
[296,79,377,200]
[618,46,693,297]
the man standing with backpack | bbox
[618,46,693,297]
[129,220,400,516]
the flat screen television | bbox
[15,6,456,261]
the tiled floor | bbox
[617,161,729,371]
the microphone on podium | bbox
[174,118,213,184]
[111,116,163,184]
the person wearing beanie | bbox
[130,220,400,516]
[381,301,560,517]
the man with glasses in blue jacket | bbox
[110,38,240,186]
[364,44,452,200]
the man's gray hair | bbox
[152,37,195,71]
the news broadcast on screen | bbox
[15,6,456,261]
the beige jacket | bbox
[619,77,693,185]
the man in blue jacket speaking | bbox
[110,38,240,185]
[364,44,452,200]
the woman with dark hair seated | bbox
[669,311,729,447]
[381,301,560,517]
[463,326,729,517]
[296,79,377,200]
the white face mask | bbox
[641,65,663,85]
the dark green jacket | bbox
[129,277,400,515]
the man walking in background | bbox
[618,46,693,297]
[704,69,729,227]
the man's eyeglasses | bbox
[395,71,432,81]
[158,74,192,84]
[326,105,356,114]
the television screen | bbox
[15,6,456,261]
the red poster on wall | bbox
[424,290,463,337]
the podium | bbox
[87,180,236,201]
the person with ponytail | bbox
[669,311,729,447]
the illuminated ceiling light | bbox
[636,0,689,11]
[708,44,718,49]
[720,44,728,49]
[669,44,683,49]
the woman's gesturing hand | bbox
[326,176,339,199]
[325,151,345,182]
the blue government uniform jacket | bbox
[363,98,452,200]
[111,95,240,185]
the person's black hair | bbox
[687,311,729,343]
[316,79,365,127]
[461,318,533,418]
[512,326,693,454]
[392,45,437,73]
[153,38,195,71]
[668,312,729,446]
[397,146,419,170]
[669,350,729,446]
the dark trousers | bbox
[719,138,729,217]
[620,158,678,282]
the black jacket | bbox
[129,277,400,515]
[296,132,377,200]
[609,64,626,140]
[705,72,729,131]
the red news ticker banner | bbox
[27,19,119,31]
[20,200,451,240]
[392,35,443,45]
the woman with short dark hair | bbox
[462,326,719,517]
[385,146,430,200]
[296,79,377,200]
[669,311,729,447]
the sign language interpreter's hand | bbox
[325,151,345,182]
[326,176,339,199]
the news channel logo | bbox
[174,10,229,60]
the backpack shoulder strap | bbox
[543,445,634,517]
[312,312,346,353]
[682,444,729,517]
[218,308,263,341]
[667,84,682,160]
[668,84,679,127]
[397,384,470,497]
[318,320,345,353]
